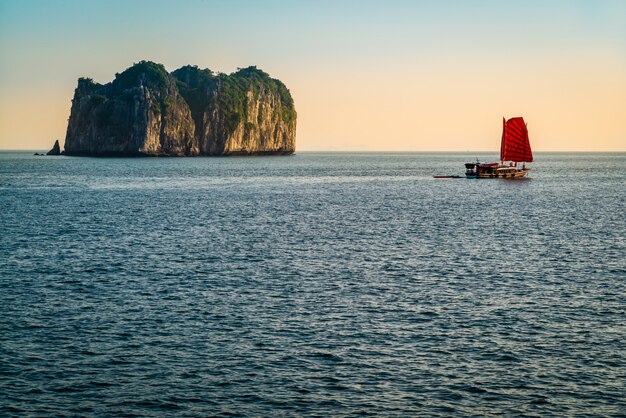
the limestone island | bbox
[63,61,296,156]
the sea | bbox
[1,151,624,416]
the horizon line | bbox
[2,148,625,154]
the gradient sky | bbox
[1,0,625,151]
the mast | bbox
[500,117,506,165]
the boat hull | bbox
[476,168,530,179]
[465,162,530,179]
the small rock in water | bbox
[47,140,61,155]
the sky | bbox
[0,0,625,151]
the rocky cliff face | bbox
[64,61,296,156]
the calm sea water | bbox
[1,152,624,416]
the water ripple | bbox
[1,152,625,416]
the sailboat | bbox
[464,117,533,178]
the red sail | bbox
[500,117,533,162]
